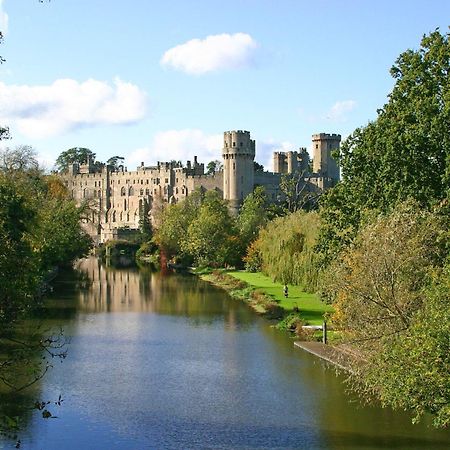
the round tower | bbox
[222,130,255,213]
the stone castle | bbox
[61,130,341,243]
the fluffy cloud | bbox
[161,33,258,75]
[0,78,148,138]
[128,129,222,168]
[326,100,357,121]
[0,0,8,36]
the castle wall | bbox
[62,129,340,244]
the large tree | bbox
[318,30,450,261]
[55,147,96,173]
[323,203,449,427]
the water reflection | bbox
[0,258,448,449]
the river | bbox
[0,257,449,449]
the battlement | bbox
[312,133,341,141]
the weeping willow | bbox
[256,211,320,291]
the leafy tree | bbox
[322,203,449,427]
[154,189,203,259]
[206,160,222,174]
[55,147,96,172]
[107,156,125,171]
[280,171,320,213]
[364,268,450,428]
[254,161,264,172]
[318,30,450,261]
[250,210,321,290]
[237,186,268,250]
[183,190,238,267]
[0,145,39,173]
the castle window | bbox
[175,187,178,194]
[141,180,143,184]
[129,187,134,196]
[165,178,168,184]
[112,211,116,222]
[233,163,235,170]
[124,199,127,210]
[233,142,236,147]
[121,186,126,196]
[315,144,318,149]
[140,188,144,196]
[146,179,149,184]
[98,190,101,197]
[145,188,150,195]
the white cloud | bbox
[0,0,8,36]
[325,100,357,121]
[0,78,148,138]
[161,33,258,75]
[128,129,222,168]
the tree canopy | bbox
[55,147,96,172]
[318,29,450,261]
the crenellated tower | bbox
[312,133,341,185]
[222,130,255,213]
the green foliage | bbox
[236,186,268,250]
[366,267,450,428]
[206,160,222,174]
[318,30,450,261]
[154,188,203,259]
[323,203,449,427]
[106,155,125,170]
[183,190,238,267]
[0,151,92,326]
[55,147,96,172]
[253,210,321,291]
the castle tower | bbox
[312,133,341,183]
[222,130,255,213]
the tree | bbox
[107,156,125,171]
[206,160,222,175]
[279,171,320,213]
[322,203,449,427]
[237,186,268,250]
[0,145,39,173]
[55,147,96,172]
[254,161,264,172]
[364,268,450,428]
[318,30,450,261]
[183,190,238,267]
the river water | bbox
[0,258,449,450]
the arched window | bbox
[112,211,116,222]
[121,186,126,196]
[129,186,134,196]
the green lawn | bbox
[227,271,333,325]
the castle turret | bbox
[222,130,255,213]
[312,133,341,184]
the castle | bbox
[61,130,341,244]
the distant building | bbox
[61,130,340,243]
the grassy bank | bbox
[200,270,332,327]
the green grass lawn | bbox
[227,271,333,325]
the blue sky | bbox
[0,0,448,170]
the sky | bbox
[0,0,448,171]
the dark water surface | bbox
[1,258,449,449]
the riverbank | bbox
[198,270,358,371]
[199,270,333,326]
